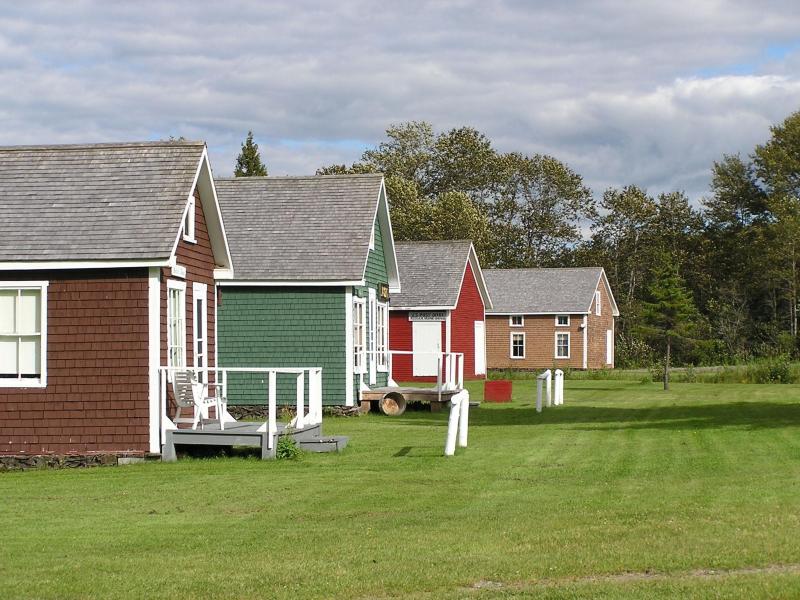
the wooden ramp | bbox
[162,421,348,461]
[361,386,462,415]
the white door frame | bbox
[474,320,486,375]
[193,282,208,383]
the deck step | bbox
[296,435,349,453]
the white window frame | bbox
[183,196,196,244]
[555,332,570,359]
[353,297,366,374]
[510,332,525,360]
[192,282,208,383]
[376,301,389,372]
[555,315,570,326]
[167,280,186,379]
[509,315,524,327]
[0,281,48,388]
[595,290,601,316]
[369,224,375,251]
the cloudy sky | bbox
[1,1,799,201]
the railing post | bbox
[437,355,443,403]
[312,369,323,424]
[457,394,469,448]
[268,371,277,449]
[458,354,464,389]
[295,371,305,429]
[554,369,563,406]
[545,369,552,407]
[444,397,461,456]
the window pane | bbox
[0,291,16,333]
[195,298,203,339]
[0,337,18,375]
[18,290,41,334]
[18,336,40,374]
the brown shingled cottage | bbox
[0,141,233,458]
[484,267,619,371]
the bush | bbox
[276,434,303,460]
[750,355,792,384]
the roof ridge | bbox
[485,266,602,272]
[0,141,206,152]
[215,173,384,182]
[396,239,473,245]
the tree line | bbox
[236,110,800,369]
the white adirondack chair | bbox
[171,370,228,431]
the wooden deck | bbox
[360,386,461,403]
[162,421,348,461]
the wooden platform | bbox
[161,421,348,461]
[360,386,460,403]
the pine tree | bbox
[640,256,698,390]
[234,131,268,177]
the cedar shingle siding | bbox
[0,269,150,454]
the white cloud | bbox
[0,0,798,201]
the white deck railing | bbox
[380,350,465,393]
[157,366,323,451]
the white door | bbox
[474,321,486,375]
[412,321,441,377]
[193,282,208,383]
[606,329,613,365]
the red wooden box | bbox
[484,380,512,403]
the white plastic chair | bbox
[171,370,227,430]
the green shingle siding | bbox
[218,287,347,405]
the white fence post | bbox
[268,371,277,450]
[536,375,543,413]
[445,397,461,456]
[457,394,469,448]
[554,369,564,406]
[545,369,552,407]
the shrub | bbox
[276,435,303,460]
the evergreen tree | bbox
[234,131,268,177]
[640,256,699,390]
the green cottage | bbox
[214,174,400,407]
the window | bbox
[376,302,389,371]
[183,196,196,243]
[510,332,525,359]
[0,282,47,387]
[510,315,524,327]
[193,282,207,383]
[556,315,570,326]
[555,332,570,359]
[353,298,366,373]
[595,290,601,316]
[167,281,186,375]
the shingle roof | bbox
[0,141,205,262]
[484,267,605,314]
[214,174,384,281]
[390,240,475,308]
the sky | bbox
[1,1,799,202]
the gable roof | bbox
[0,141,232,270]
[484,267,619,315]
[390,240,492,310]
[215,174,399,287]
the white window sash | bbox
[555,315,570,326]
[353,298,366,374]
[510,332,525,359]
[509,315,524,327]
[167,280,186,376]
[183,196,196,243]
[595,290,601,316]
[376,302,389,371]
[192,282,208,383]
[0,281,48,388]
[555,332,570,359]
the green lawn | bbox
[2,380,800,599]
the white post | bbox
[457,354,464,389]
[295,371,305,429]
[457,394,469,448]
[437,355,443,403]
[554,369,564,406]
[311,368,323,424]
[536,376,543,413]
[160,368,168,442]
[268,371,277,450]
[444,397,461,456]
[545,369,552,407]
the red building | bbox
[389,241,492,382]
[0,142,233,458]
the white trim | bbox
[509,315,524,327]
[555,315,570,326]
[445,310,452,383]
[171,264,187,279]
[213,268,234,280]
[606,329,613,365]
[555,331,571,359]
[219,279,364,287]
[390,304,455,311]
[376,301,389,373]
[147,267,160,453]
[488,311,590,316]
[0,281,48,388]
[345,287,354,406]
[595,269,620,317]
[462,243,493,309]
[192,282,208,382]
[595,290,601,316]
[370,179,401,293]
[474,320,486,375]
[510,331,525,359]
[369,224,375,251]
[368,288,377,385]
[582,315,588,369]
[182,195,197,244]
[0,259,169,271]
